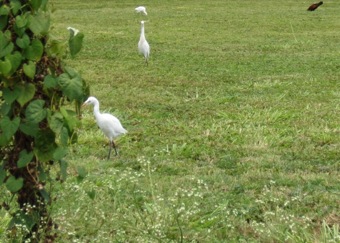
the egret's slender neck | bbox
[140,24,145,38]
[92,100,101,119]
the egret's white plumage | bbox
[83,96,127,159]
[67,26,79,36]
[138,21,150,65]
[135,6,147,15]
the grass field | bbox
[1,0,340,242]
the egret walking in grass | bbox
[83,96,127,159]
[135,6,147,15]
[138,20,150,65]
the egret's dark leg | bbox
[112,141,118,156]
[107,141,112,160]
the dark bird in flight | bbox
[307,1,323,11]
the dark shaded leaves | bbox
[34,128,57,162]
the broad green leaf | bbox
[0,166,6,186]
[20,120,39,137]
[16,83,36,106]
[23,39,43,61]
[49,111,64,134]
[57,70,83,101]
[34,128,57,162]
[30,0,42,11]
[0,116,20,140]
[13,22,26,37]
[3,87,20,104]
[0,102,11,116]
[16,34,30,49]
[25,99,46,124]
[23,61,36,79]
[63,66,78,77]
[5,176,23,192]
[0,57,12,75]
[53,147,68,161]
[17,149,34,168]
[60,107,79,132]
[0,5,10,16]
[46,39,66,58]
[0,31,14,58]
[15,15,28,29]
[10,0,22,15]
[40,0,48,11]
[3,29,11,39]
[69,32,84,57]
[28,12,50,36]
[43,75,57,89]
[6,51,22,75]
[0,132,10,146]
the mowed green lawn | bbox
[3,0,339,241]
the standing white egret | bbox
[83,96,127,159]
[135,6,147,15]
[138,20,150,65]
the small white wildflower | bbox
[283,200,290,207]
[233,209,238,216]
[255,199,264,204]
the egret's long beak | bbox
[82,102,87,107]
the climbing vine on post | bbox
[0,0,88,241]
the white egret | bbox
[83,96,127,159]
[138,20,150,65]
[67,26,79,36]
[135,6,147,15]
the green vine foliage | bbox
[0,0,89,241]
